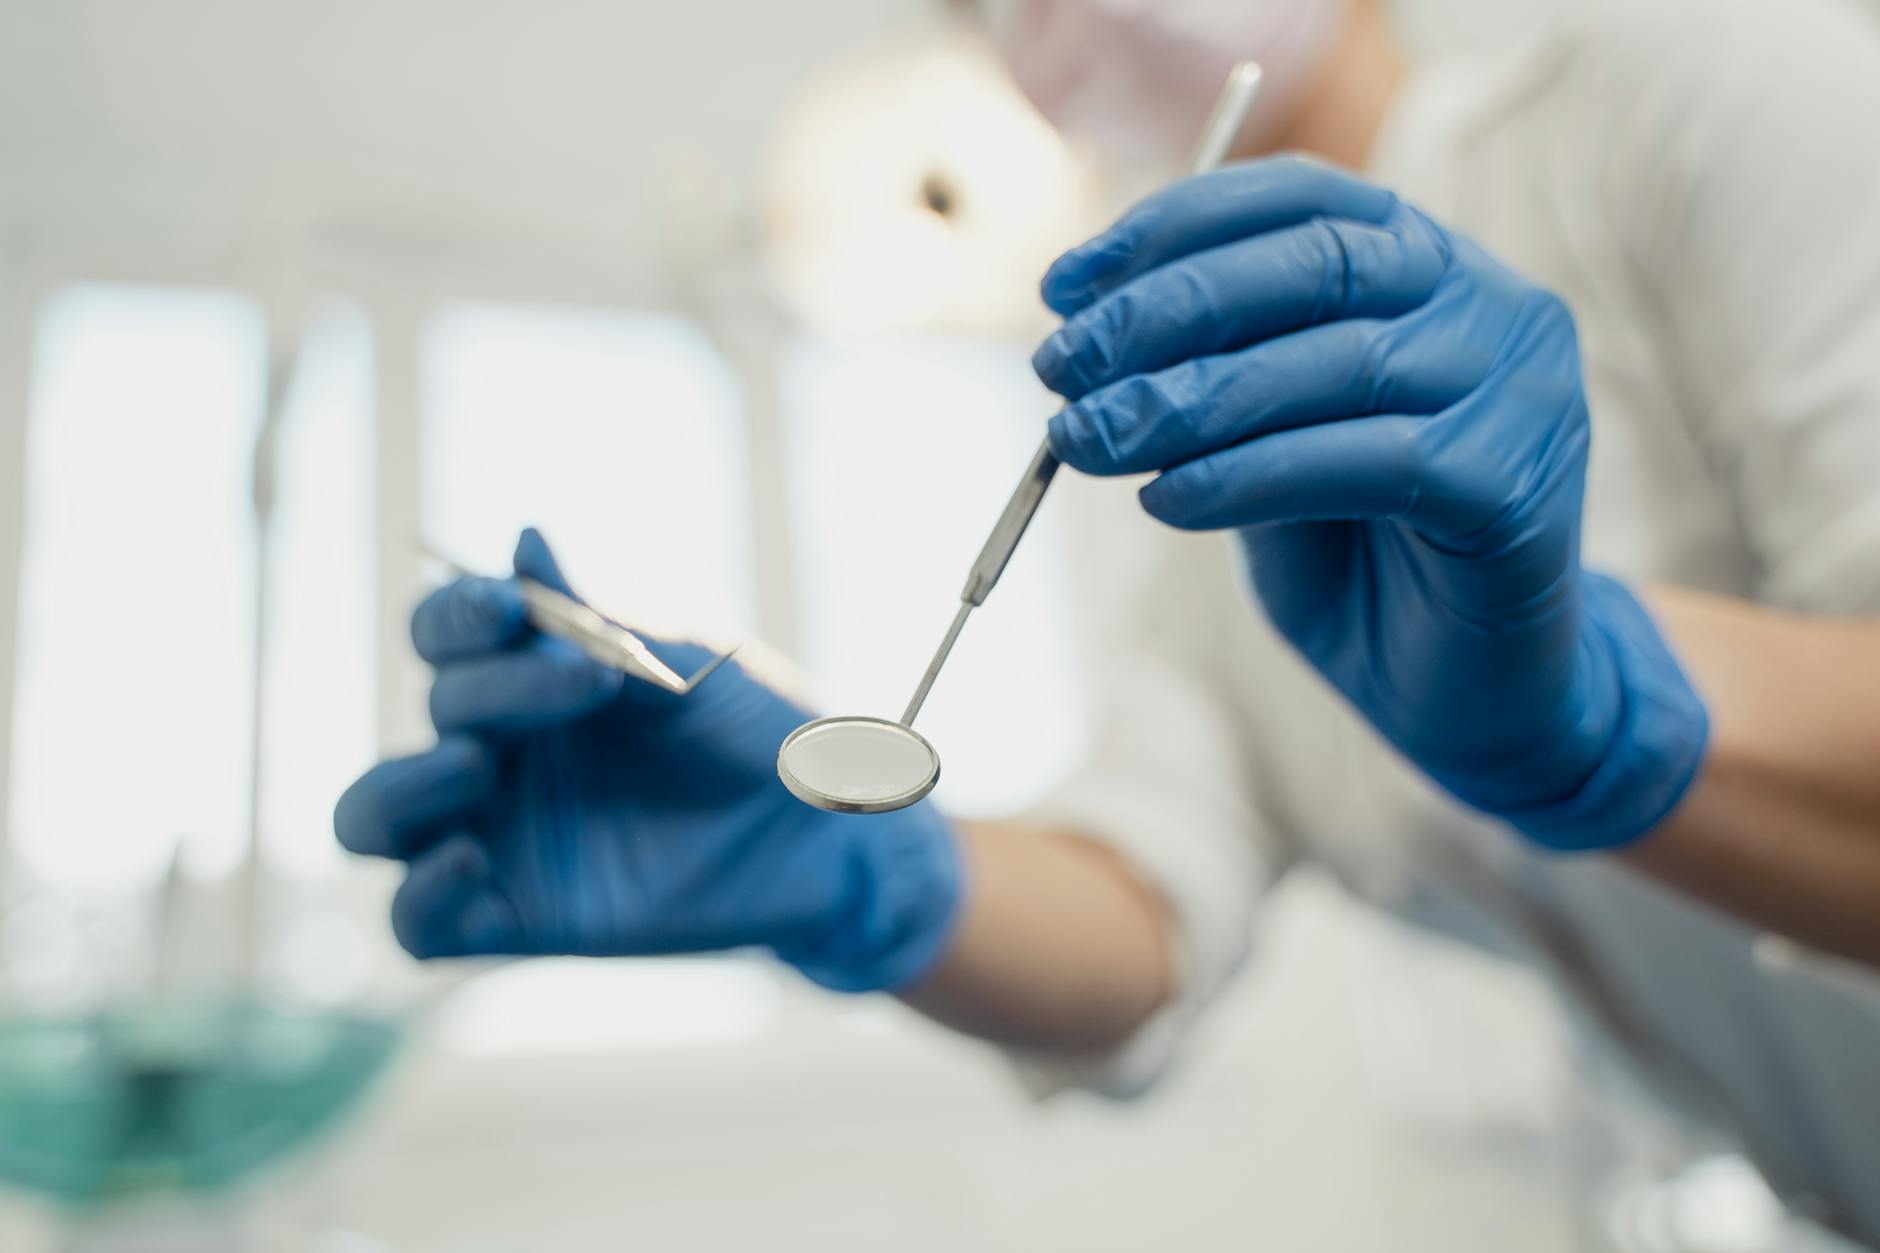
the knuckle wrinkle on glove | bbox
[1058,305,1121,399]
[1102,375,1176,468]
[1308,218,1357,325]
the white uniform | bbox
[1027,0,1880,1242]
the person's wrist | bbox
[1497,574,1710,852]
[775,803,965,994]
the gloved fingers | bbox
[512,527,575,596]
[430,635,627,735]
[411,577,530,665]
[1138,415,1486,532]
[391,834,522,959]
[1047,317,1483,476]
[1034,214,1449,401]
[1040,157,1400,317]
[334,735,499,859]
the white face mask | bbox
[980,0,1350,164]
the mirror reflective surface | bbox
[777,716,941,814]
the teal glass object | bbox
[0,998,400,1207]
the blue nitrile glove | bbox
[1034,157,1708,851]
[334,529,963,992]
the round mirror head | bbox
[777,716,941,815]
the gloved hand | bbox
[1033,157,1709,851]
[334,529,963,992]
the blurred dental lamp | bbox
[761,30,1098,337]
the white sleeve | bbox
[1599,0,1880,612]
[1009,535,1292,1098]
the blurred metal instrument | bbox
[420,543,736,696]
[900,61,1265,727]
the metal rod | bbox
[236,340,298,988]
[895,63,1264,729]
[961,442,1062,607]
[1186,63,1264,175]
[902,602,972,726]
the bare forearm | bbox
[1628,586,1880,966]
[900,820,1174,1050]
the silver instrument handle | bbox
[959,444,1061,607]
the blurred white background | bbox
[0,0,1751,1250]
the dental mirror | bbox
[778,716,942,815]
[778,62,1264,816]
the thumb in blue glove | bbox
[335,529,965,992]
